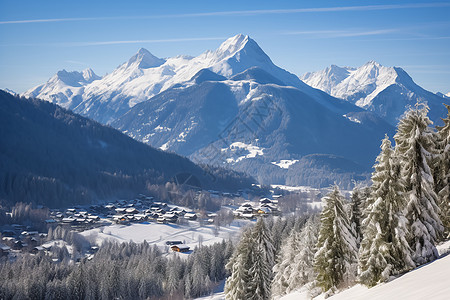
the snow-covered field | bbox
[81,219,252,254]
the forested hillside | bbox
[0,91,254,207]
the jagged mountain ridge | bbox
[301,61,450,125]
[23,68,101,110]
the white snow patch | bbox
[159,142,170,151]
[343,114,362,124]
[271,159,299,169]
[222,142,264,163]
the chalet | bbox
[21,231,39,236]
[31,246,45,254]
[115,208,127,214]
[87,215,100,221]
[259,198,272,204]
[2,230,15,237]
[62,217,76,224]
[171,245,190,253]
[163,213,178,223]
[184,212,197,220]
[13,240,27,250]
[156,217,166,224]
[125,207,138,214]
[104,204,116,210]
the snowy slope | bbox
[280,252,450,300]
[23,68,101,110]
[301,62,450,125]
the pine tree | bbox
[225,228,253,300]
[271,229,299,297]
[225,218,274,300]
[394,104,443,264]
[314,186,357,293]
[272,216,318,297]
[349,185,363,248]
[359,135,415,287]
[248,217,275,300]
[435,104,450,238]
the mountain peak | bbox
[126,48,165,69]
[215,34,250,58]
[82,68,101,83]
[364,60,383,68]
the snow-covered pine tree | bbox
[271,228,300,297]
[314,186,357,293]
[290,216,318,287]
[349,185,363,248]
[248,217,275,300]
[272,216,318,297]
[435,104,450,238]
[394,104,444,265]
[359,135,415,287]
[225,227,253,300]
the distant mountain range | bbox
[301,61,449,126]
[0,90,253,207]
[19,34,449,187]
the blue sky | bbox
[1,0,449,93]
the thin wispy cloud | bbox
[282,29,398,38]
[63,37,227,47]
[1,2,449,25]
[0,37,227,47]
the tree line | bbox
[225,103,450,299]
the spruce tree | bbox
[359,135,415,287]
[349,185,363,248]
[248,217,275,300]
[394,104,443,264]
[272,229,300,296]
[435,104,450,238]
[225,228,253,300]
[314,186,357,293]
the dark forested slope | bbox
[0,91,253,207]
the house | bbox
[156,217,166,224]
[12,240,27,250]
[259,198,272,204]
[0,244,10,256]
[31,246,45,254]
[184,213,197,220]
[163,213,178,223]
[171,245,190,253]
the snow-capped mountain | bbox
[301,61,450,126]
[24,35,321,124]
[113,65,393,186]
[23,68,101,110]
[22,35,398,186]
